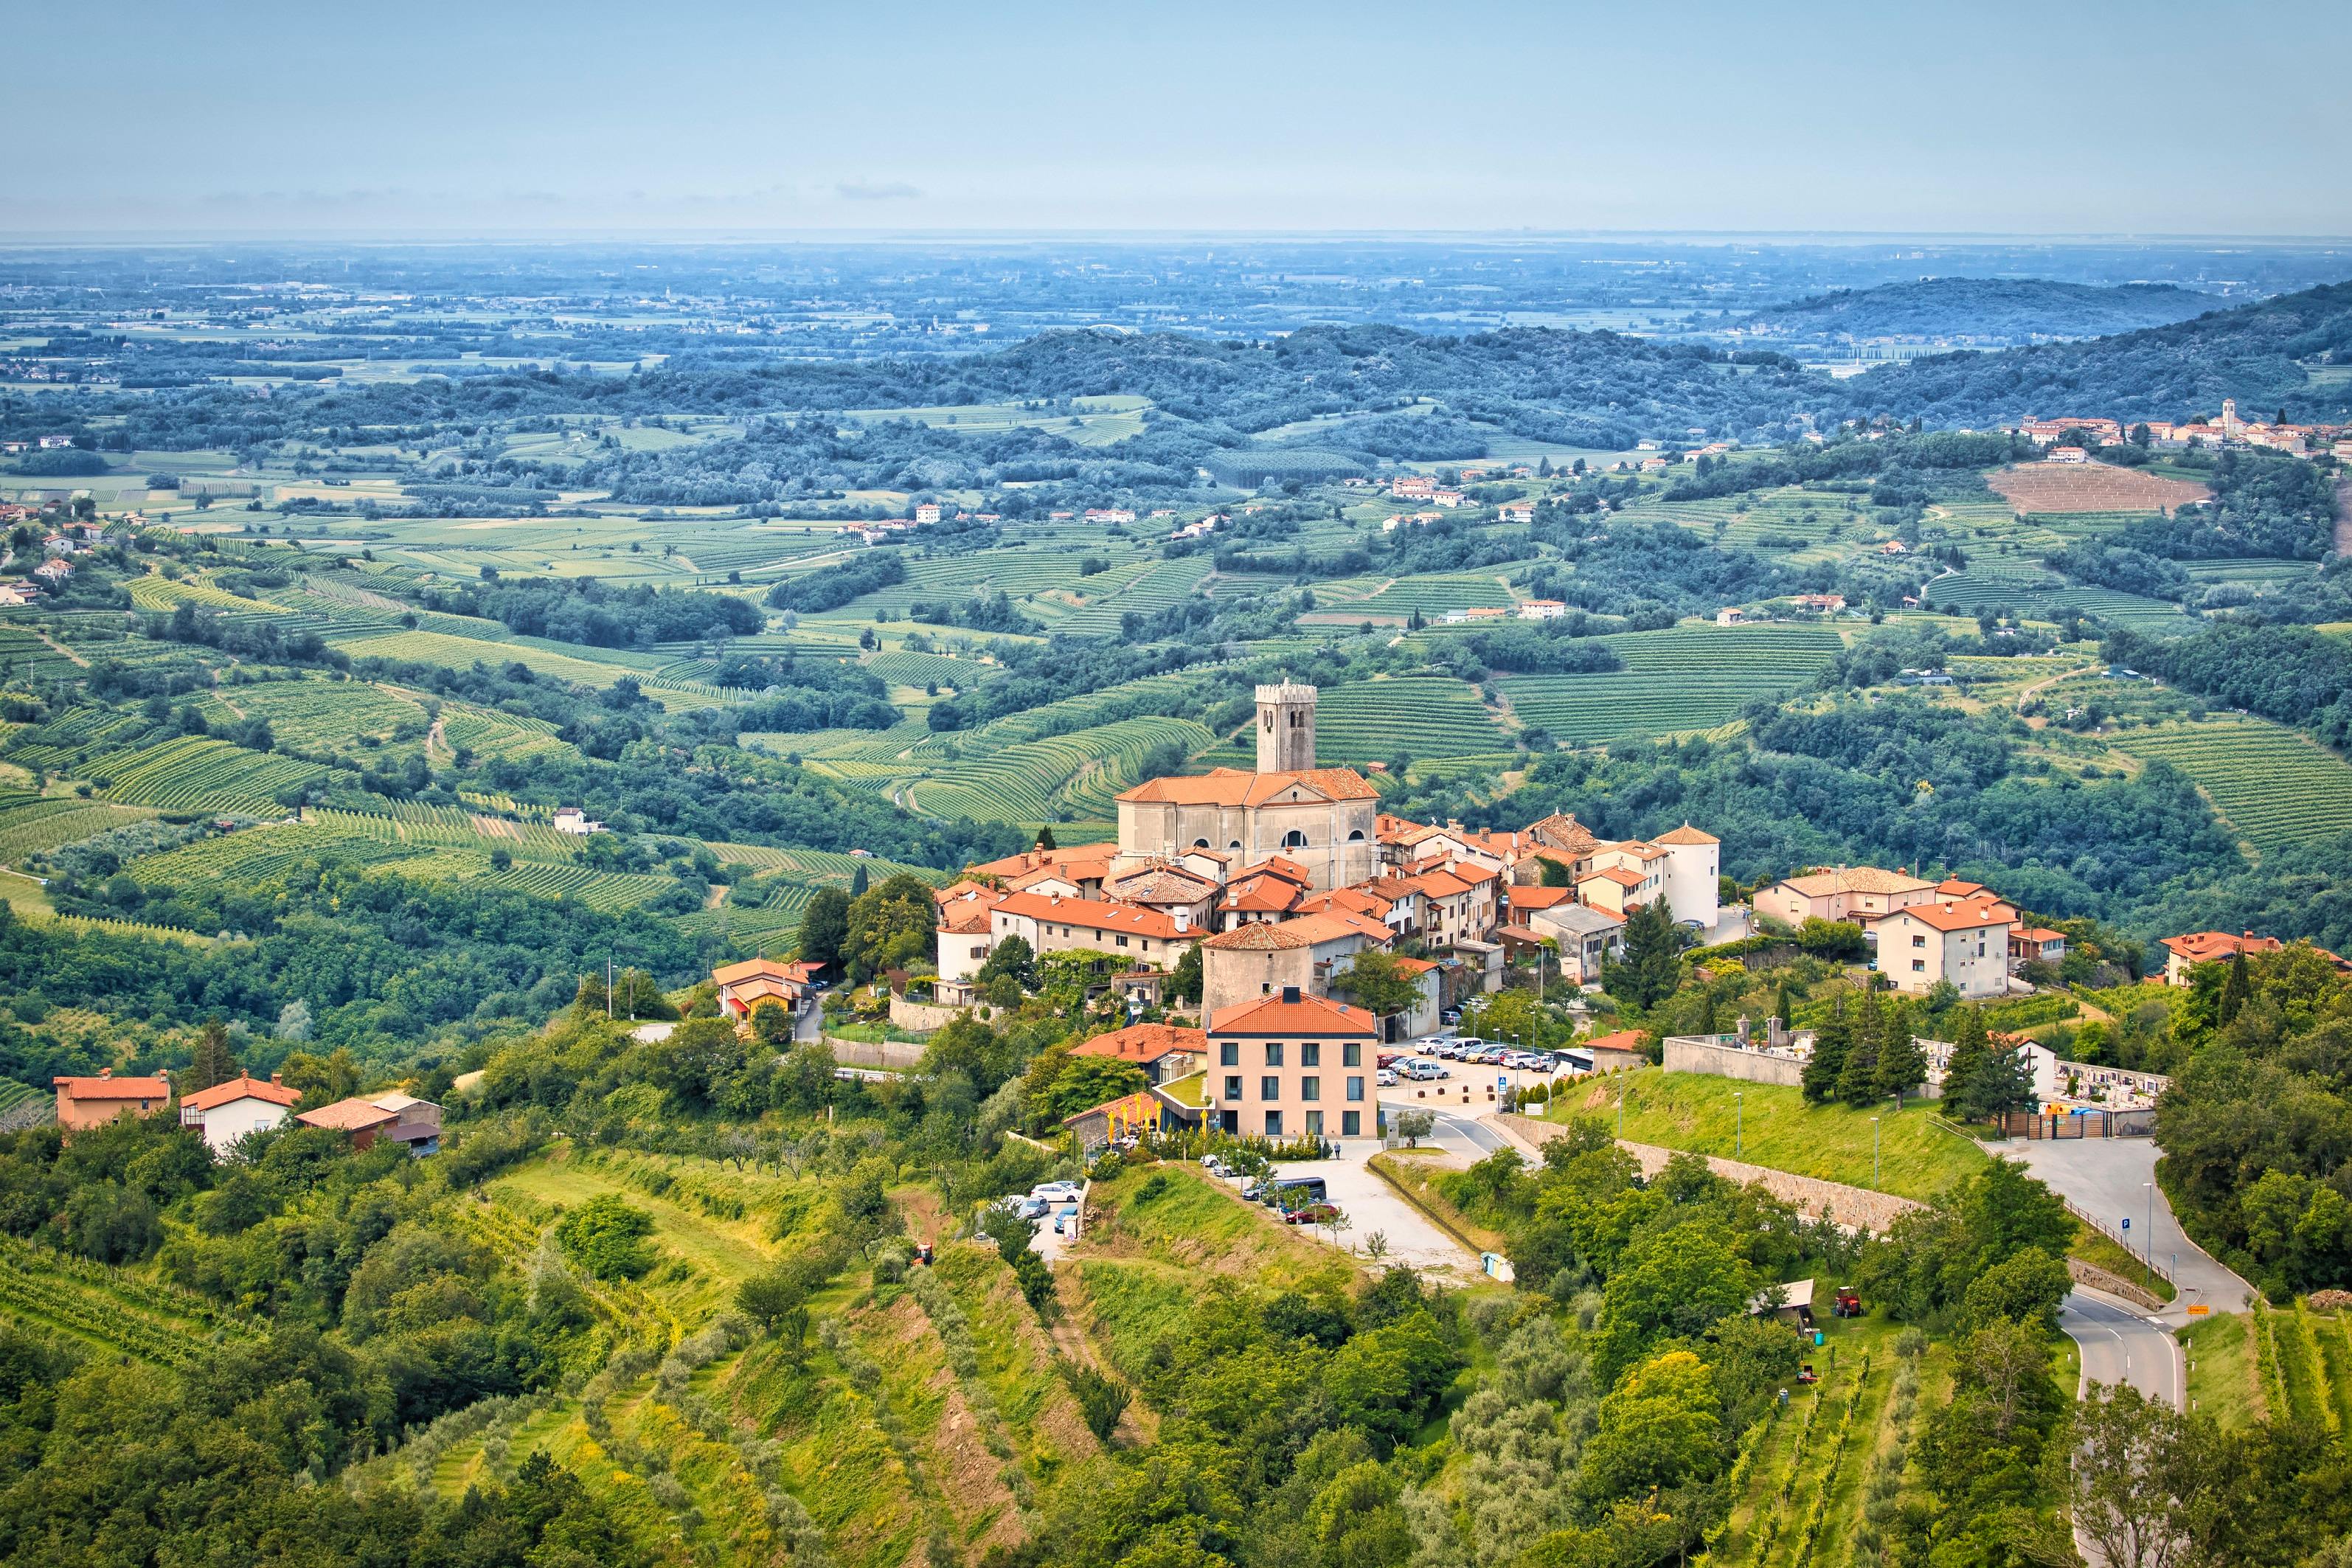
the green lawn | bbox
[2182,1311,2261,1429]
[1551,1067,1990,1201]
[2072,1221,2177,1302]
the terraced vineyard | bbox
[0,624,85,679]
[862,649,996,690]
[127,573,291,618]
[438,702,577,765]
[911,715,1214,825]
[1326,571,1516,619]
[201,678,430,751]
[0,795,157,863]
[1924,569,2192,631]
[1314,676,1509,760]
[2119,718,2352,849]
[89,737,333,816]
[1042,558,1214,637]
[1500,623,1842,745]
[4,707,156,771]
[0,1235,249,1367]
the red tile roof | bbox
[1654,822,1718,846]
[53,1073,171,1100]
[1891,897,2015,933]
[296,1097,400,1132]
[180,1074,302,1112]
[2162,931,2283,964]
[1117,766,1378,807]
[991,891,1190,941]
[968,842,1120,879]
[1208,992,1375,1037]
[1072,1023,1207,1065]
[1584,1029,1647,1053]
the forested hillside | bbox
[1738,277,2220,341]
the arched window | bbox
[1193,838,1210,849]
[1282,829,1308,849]
[1228,839,1242,850]
[1346,829,1365,842]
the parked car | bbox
[1198,1154,1231,1176]
[1033,1181,1083,1200]
[1376,1067,1398,1086]
[1283,1202,1341,1227]
[1017,1196,1050,1219]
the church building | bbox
[1112,681,1378,892]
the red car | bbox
[1283,1203,1341,1226]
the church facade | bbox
[1112,682,1378,892]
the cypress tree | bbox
[1838,987,1884,1106]
[1775,980,1793,1031]
[188,1019,238,1092]
[2219,949,2252,1026]
[1942,1005,1991,1118]
[1802,998,1850,1103]
[1875,994,1927,1103]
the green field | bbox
[87,736,332,816]
[0,794,157,863]
[1925,569,2193,631]
[1499,622,1842,744]
[1555,1066,1990,1201]
[2117,718,2352,849]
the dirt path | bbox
[1048,1267,1158,1444]
[2014,662,2095,715]
[31,629,86,669]
[423,715,449,766]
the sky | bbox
[7,0,2349,240]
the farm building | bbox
[178,1073,302,1153]
[53,1070,170,1132]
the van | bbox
[1261,1176,1328,1208]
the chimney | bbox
[1174,909,1190,933]
[270,1072,282,1086]
[99,1068,111,1079]
[1281,985,1301,1004]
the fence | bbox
[2065,1197,2175,1286]
[1994,1108,2155,1139]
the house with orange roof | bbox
[53,1069,171,1133]
[2160,930,2283,987]
[1401,865,1486,947]
[1755,864,1938,931]
[1204,988,1377,1141]
[712,957,823,1019]
[1876,896,2017,998]
[985,891,1202,971]
[1105,864,1221,928]
[1198,912,1392,1020]
[1071,1021,1207,1083]
[296,1092,442,1154]
[968,842,1120,898]
[178,1072,302,1153]
[2010,926,2069,969]
[936,884,1009,982]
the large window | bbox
[1300,1076,1320,1101]
[1224,1075,1242,1102]
[1300,1042,1320,1067]
[1219,1041,1239,1066]
[1264,1111,1284,1138]
[1305,1111,1324,1137]
[1345,1076,1364,1102]
[1342,1042,1361,1066]
[1260,1076,1280,1101]
[1283,829,1308,849]
[1342,1111,1361,1137]
[1263,1042,1285,1067]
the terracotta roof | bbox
[1581,866,1645,889]
[1450,862,1499,886]
[991,891,1191,941]
[1933,878,1988,898]
[713,957,821,988]
[1507,885,1575,911]
[1109,867,1217,903]
[940,894,1001,934]
[180,1074,302,1112]
[2018,928,2067,944]
[1526,812,1598,854]
[1654,822,1718,846]
[1406,868,1473,899]
[1890,898,2015,933]
[1007,858,1113,892]
[932,878,998,905]
[1116,766,1378,808]
[2162,931,2283,964]
[1585,1029,1647,1053]
[1208,992,1376,1037]
[1777,867,1935,898]
[1234,856,1312,886]
[1201,912,1387,951]
[1072,1023,1207,1065]
[968,842,1120,878]
[296,1097,400,1132]
[53,1073,170,1100]
[1298,885,1401,920]
[727,976,801,1005]
[1392,956,1437,974]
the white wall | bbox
[196,1097,291,1154]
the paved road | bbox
[2064,1289,2182,1409]
[1999,1137,2253,1316]
[1269,1157,1485,1277]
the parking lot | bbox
[1374,1033,1591,1117]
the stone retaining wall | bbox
[825,1036,928,1070]
[1496,1112,1925,1233]
[888,995,963,1033]
[2067,1257,2168,1313]
[1662,1035,1805,1088]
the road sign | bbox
[2187,1304,2210,1317]
[2120,1217,2131,1230]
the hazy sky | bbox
[8,0,2349,238]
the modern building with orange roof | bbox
[1071,1021,1208,1083]
[1877,895,2018,998]
[53,1069,170,1132]
[1755,864,1939,931]
[178,1072,302,1153]
[1204,987,1377,1141]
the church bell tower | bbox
[1255,681,1317,773]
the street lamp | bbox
[1871,1116,1881,1190]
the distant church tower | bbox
[1256,681,1318,773]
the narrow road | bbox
[2064,1289,2182,1408]
[1999,1137,2253,1315]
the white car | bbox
[1376,1067,1398,1086]
[1032,1181,1082,1203]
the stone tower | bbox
[1255,681,1317,774]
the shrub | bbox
[555,1193,657,1280]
